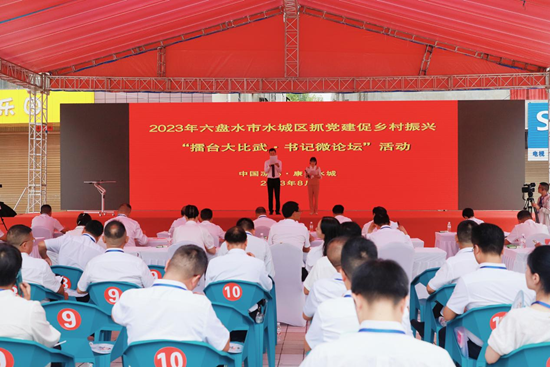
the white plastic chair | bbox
[377,242,415,283]
[32,226,53,240]
[271,243,306,326]
[255,226,270,240]
[525,233,550,248]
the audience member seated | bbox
[38,220,104,269]
[218,218,275,277]
[66,212,92,236]
[77,221,154,293]
[205,226,272,292]
[340,221,362,237]
[485,246,550,364]
[0,244,61,348]
[305,217,341,272]
[367,213,413,248]
[332,205,351,223]
[301,260,454,367]
[113,245,230,351]
[253,206,277,229]
[199,208,225,246]
[304,237,349,296]
[7,225,66,298]
[361,206,399,237]
[442,223,535,355]
[505,210,549,245]
[268,201,310,254]
[303,237,350,320]
[105,203,148,246]
[31,204,66,236]
[172,205,216,254]
[462,207,484,224]
[168,205,187,236]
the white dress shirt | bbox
[303,256,337,292]
[303,274,346,318]
[488,307,550,356]
[169,217,187,236]
[506,219,550,244]
[427,247,478,291]
[305,245,323,272]
[264,158,282,179]
[537,194,550,226]
[0,290,60,348]
[361,220,398,237]
[172,221,215,251]
[66,226,85,236]
[31,214,64,235]
[21,253,62,292]
[301,320,454,367]
[77,248,154,291]
[44,233,104,270]
[446,263,535,315]
[112,279,229,349]
[334,215,352,224]
[200,220,225,246]
[467,217,484,225]
[205,249,272,291]
[218,232,275,277]
[105,214,148,247]
[254,215,277,229]
[367,226,413,248]
[268,219,310,251]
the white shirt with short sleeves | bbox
[200,220,225,246]
[112,279,229,349]
[77,248,154,291]
[268,219,310,250]
[264,158,282,179]
[44,233,104,270]
[31,214,64,235]
[218,232,275,277]
[427,247,478,291]
[468,217,484,225]
[172,221,215,251]
[66,226,85,236]
[367,226,413,247]
[169,217,187,236]
[105,215,148,246]
[0,291,60,348]
[301,320,454,367]
[21,253,62,292]
[303,274,346,318]
[446,262,535,315]
[254,215,277,229]
[205,249,272,291]
[362,220,398,237]
[488,306,550,356]
[506,219,550,244]
[305,245,323,272]
[303,256,337,292]
[334,215,352,224]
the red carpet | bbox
[2,210,518,247]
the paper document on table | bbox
[65,288,88,298]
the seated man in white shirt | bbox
[367,213,413,248]
[0,244,61,348]
[442,223,535,356]
[38,220,104,269]
[361,206,401,237]
[169,205,187,236]
[301,259,454,367]
[77,220,154,293]
[172,205,216,255]
[31,204,66,237]
[113,245,230,351]
[303,235,347,296]
[332,205,352,223]
[268,201,310,253]
[505,209,549,245]
[66,212,92,236]
[7,225,66,298]
[105,203,148,246]
[253,206,277,229]
[199,208,225,247]
[218,218,275,277]
[462,207,484,225]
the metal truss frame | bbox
[420,45,434,76]
[27,90,49,213]
[0,58,47,91]
[284,0,299,78]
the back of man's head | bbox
[7,225,32,248]
[255,207,267,216]
[85,220,104,238]
[40,204,52,215]
[373,213,390,226]
[282,201,299,218]
[340,221,362,237]
[236,218,254,232]
[200,208,213,221]
[341,237,378,280]
[541,182,550,192]
[184,205,199,219]
[225,226,247,246]
[517,210,533,222]
[180,205,187,217]
[352,259,409,306]
[472,223,504,255]
[462,208,474,219]
[76,213,92,226]
[118,203,132,215]
[104,221,127,247]
[326,236,349,270]
[166,245,208,279]
[0,244,22,287]
[372,206,387,216]
[332,205,344,215]
[457,220,478,245]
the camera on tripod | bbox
[522,182,536,198]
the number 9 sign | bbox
[57,309,82,331]
[150,269,162,280]
[154,347,187,367]
[223,283,242,301]
[104,287,122,305]
[490,312,508,330]
[0,348,14,367]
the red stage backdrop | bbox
[129,101,458,211]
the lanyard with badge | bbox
[532,301,550,309]
[359,328,406,335]
[105,249,124,254]
[152,283,188,291]
[480,266,506,270]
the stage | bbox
[2,210,519,246]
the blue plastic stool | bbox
[409,267,439,336]
[0,337,75,367]
[148,265,166,280]
[51,265,83,291]
[29,283,63,302]
[476,342,550,367]
[422,284,456,343]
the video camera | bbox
[522,182,536,198]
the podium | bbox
[84,180,116,216]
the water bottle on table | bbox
[447,222,451,232]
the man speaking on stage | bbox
[264,148,282,215]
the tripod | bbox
[523,196,535,215]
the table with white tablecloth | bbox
[125,246,170,266]
[435,232,457,259]
[412,248,447,279]
[502,247,533,273]
[411,238,424,248]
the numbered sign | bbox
[11,286,18,295]
[546,357,550,367]
[61,276,71,289]
[57,308,82,331]
[490,312,508,330]
[0,348,14,367]
[154,347,187,367]
[223,283,242,301]
[150,269,162,280]
[104,287,122,305]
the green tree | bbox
[286,93,323,102]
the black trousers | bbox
[267,178,281,214]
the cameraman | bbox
[533,182,550,226]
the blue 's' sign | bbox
[528,102,549,161]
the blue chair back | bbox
[122,340,237,367]
[51,265,83,291]
[212,302,253,366]
[87,281,140,314]
[148,265,166,280]
[409,267,439,326]
[0,337,75,367]
[423,283,456,343]
[204,280,272,312]
[29,283,63,302]
[480,342,550,367]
